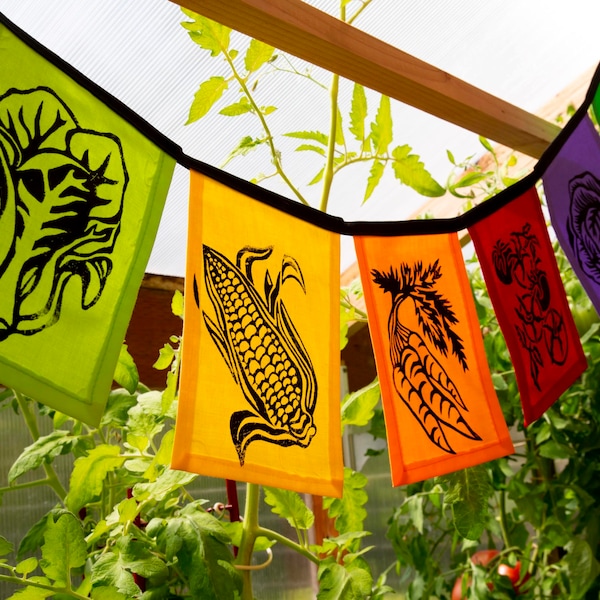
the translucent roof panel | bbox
[1,0,599,275]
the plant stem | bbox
[256,525,319,565]
[0,477,57,495]
[347,0,374,25]
[236,483,260,600]
[14,390,67,502]
[0,574,88,599]
[498,489,511,548]
[223,53,308,207]
[320,71,339,213]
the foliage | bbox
[2,2,600,599]
[179,2,444,212]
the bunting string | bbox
[1,12,598,237]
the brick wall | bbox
[124,277,183,389]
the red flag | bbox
[469,187,586,426]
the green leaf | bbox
[126,390,171,452]
[84,519,111,549]
[263,487,315,530]
[313,531,371,559]
[317,557,373,599]
[284,130,329,145]
[563,538,600,599]
[244,38,275,72]
[113,344,139,394]
[340,321,349,351]
[92,536,168,594]
[450,170,490,190]
[437,465,493,540]
[8,430,77,483]
[171,289,184,318]
[0,535,13,556]
[6,586,53,599]
[538,440,573,459]
[364,159,384,203]
[341,379,380,431]
[17,508,66,560]
[391,145,446,197]
[90,548,139,596]
[181,11,231,56]
[294,143,326,156]
[133,467,197,502]
[71,578,92,598]
[15,557,38,575]
[186,76,229,124]
[308,167,325,186]
[478,135,494,153]
[323,468,368,535]
[66,445,125,513]
[40,513,86,586]
[370,95,392,154]
[111,497,140,525]
[153,343,175,370]
[219,98,253,117]
[222,136,266,166]
[161,371,178,415]
[406,495,424,534]
[150,428,177,477]
[335,106,345,146]
[349,83,367,143]
[90,587,128,600]
[100,388,138,428]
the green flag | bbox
[0,16,176,425]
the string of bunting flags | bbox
[1,12,600,496]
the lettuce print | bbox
[0,87,126,341]
[568,172,600,285]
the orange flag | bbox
[172,171,344,497]
[355,232,514,485]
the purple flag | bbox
[542,115,600,313]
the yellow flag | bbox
[172,171,344,497]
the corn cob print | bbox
[197,244,317,466]
[372,261,481,454]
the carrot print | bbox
[373,261,481,454]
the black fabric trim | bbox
[2,10,599,238]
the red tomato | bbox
[497,561,520,584]
[452,551,531,598]
[451,550,499,599]
[497,560,530,594]
[451,574,468,600]
[471,549,499,566]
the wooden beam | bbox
[172,0,561,158]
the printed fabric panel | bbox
[355,232,514,485]
[173,171,344,497]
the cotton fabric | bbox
[355,232,514,485]
[173,171,343,497]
